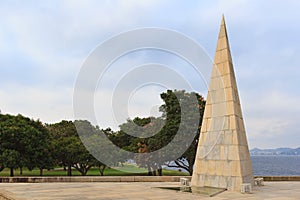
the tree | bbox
[116,90,205,176]
[96,160,107,176]
[25,119,53,176]
[160,90,205,175]
[117,117,165,175]
[0,114,53,176]
[48,120,100,176]
[72,120,99,176]
[0,149,20,177]
[78,122,125,175]
[47,120,79,176]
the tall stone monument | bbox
[191,16,253,191]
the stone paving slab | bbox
[0,181,300,200]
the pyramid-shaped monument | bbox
[191,16,253,191]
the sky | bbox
[0,0,300,149]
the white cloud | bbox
[242,90,300,148]
[0,1,300,149]
[0,83,74,123]
[93,85,165,130]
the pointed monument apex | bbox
[221,14,225,26]
[219,15,227,39]
[191,17,253,192]
[215,15,232,65]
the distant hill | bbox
[250,147,300,155]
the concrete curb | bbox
[0,176,192,183]
[0,176,299,183]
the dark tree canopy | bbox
[0,114,52,176]
[47,120,100,176]
[0,90,205,176]
[116,90,205,175]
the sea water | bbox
[164,156,300,176]
[251,155,300,176]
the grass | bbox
[0,164,189,177]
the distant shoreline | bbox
[250,147,300,156]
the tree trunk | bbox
[20,167,23,175]
[10,168,14,177]
[188,158,194,175]
[188,165,193,175]
[40,168,43,176]
[99,165,106,176]
[147,166,153,176]
[67,164,72,176]
[151,167,156,176]
[157,168,162,176]
[81,169,87,176]
[73,164,89,176]
[152,170,156,176]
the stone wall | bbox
[0,176,191,183]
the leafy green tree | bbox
[115,117,163,175]
[72,120,100,175]
[48,120,101,176]
[107,129,133,151]
[160,90,205,175]
[0,149,20,177]
[24,119,53,175]
[115,90,205,176]
[78,122,126,175]
[0,114,53,176]
[47,120,81,176]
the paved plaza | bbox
[1,181,300,200]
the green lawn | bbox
[0,164,189,176]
